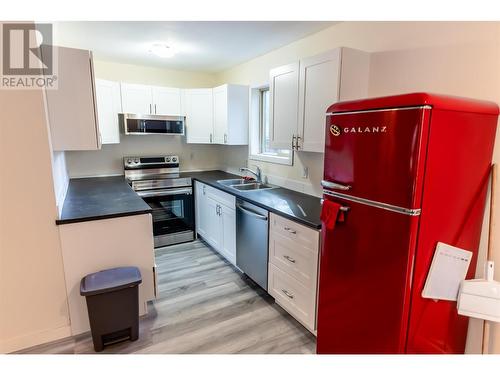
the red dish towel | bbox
[320,200,345,231]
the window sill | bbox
[249,153,293,166]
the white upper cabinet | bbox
[213,85,228,144]
[151,86,182,115]
[213,84,249,145]
[121,83,182,115]
[95,79,122,144]
[270,48,370,153]
[298,49,341,152]
[120,83,152,114]
[45,46,101,151]
[269,62,300,150]
[184,88,214,144]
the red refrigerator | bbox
[317,93,498,354]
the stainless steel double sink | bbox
[217,178,276,192]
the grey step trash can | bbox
[80,266,142,352]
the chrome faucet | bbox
[239,166,262,183]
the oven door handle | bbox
[136,187,192,198]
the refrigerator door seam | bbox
[326,105,432,116]
[323,190,421,216]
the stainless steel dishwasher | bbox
[236,199,269,290]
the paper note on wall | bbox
[422,242,473,301]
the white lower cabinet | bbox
[195,181,236,265]
[268,213,320,334]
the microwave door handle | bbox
[136,188,192,198]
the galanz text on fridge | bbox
[330,124,388,136]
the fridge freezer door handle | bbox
[321,180,351,191]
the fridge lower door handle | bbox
[320,198,350,212]
[322,190,421,216]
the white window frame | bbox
[248,83,293,166]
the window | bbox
[249,85,293,165]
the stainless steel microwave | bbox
[121,113,185,135]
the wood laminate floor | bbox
[18,240,316,354]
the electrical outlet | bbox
[302,166,309,179]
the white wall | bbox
[66,59,223,178]
[0,85,70,353]
[67,137,224,177]
[51,151,69,215]
[215,21,500,352]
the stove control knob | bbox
[172,157,177,163]
[127,159,132,164]
[165,157,171,162]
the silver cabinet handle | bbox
[149,103,152,114]
[291,134,296,150]
[321,179,351,191]
[224,133,227,143]
[284,227,297,234]
[202,185,206,195]
[210,133,213,143]
[282,289,294,299]
[283,255,296,263]
[154,104,157,114]
[236,204,268,221]
[296,135,301,150]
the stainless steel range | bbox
[124,155,194,248]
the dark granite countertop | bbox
[185,171,322,229]
[56,176,151,225]
[56,171,322,229]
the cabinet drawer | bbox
[269,231,318,288]
[206,184,235,209]
[270,213,319,250]
[268,263,316,332]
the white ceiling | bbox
[52,21,335,73]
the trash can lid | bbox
[80,266,142,296]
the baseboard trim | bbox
[1,324,71,353]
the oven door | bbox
[137,187,194,247]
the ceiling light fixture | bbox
[150,43,176,58]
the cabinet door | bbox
[298,49,341,152]
[184,89,214,144]
[205,196,223,251]
[152,86,182,115]
[212,85,228,144]
[95,79,121,144]
[220,205,236,265]
[269,62,299,150]
[226,84,249,145]
[121,83,152,114]
[45,46,100,151]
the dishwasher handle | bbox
[236,203,268,221]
